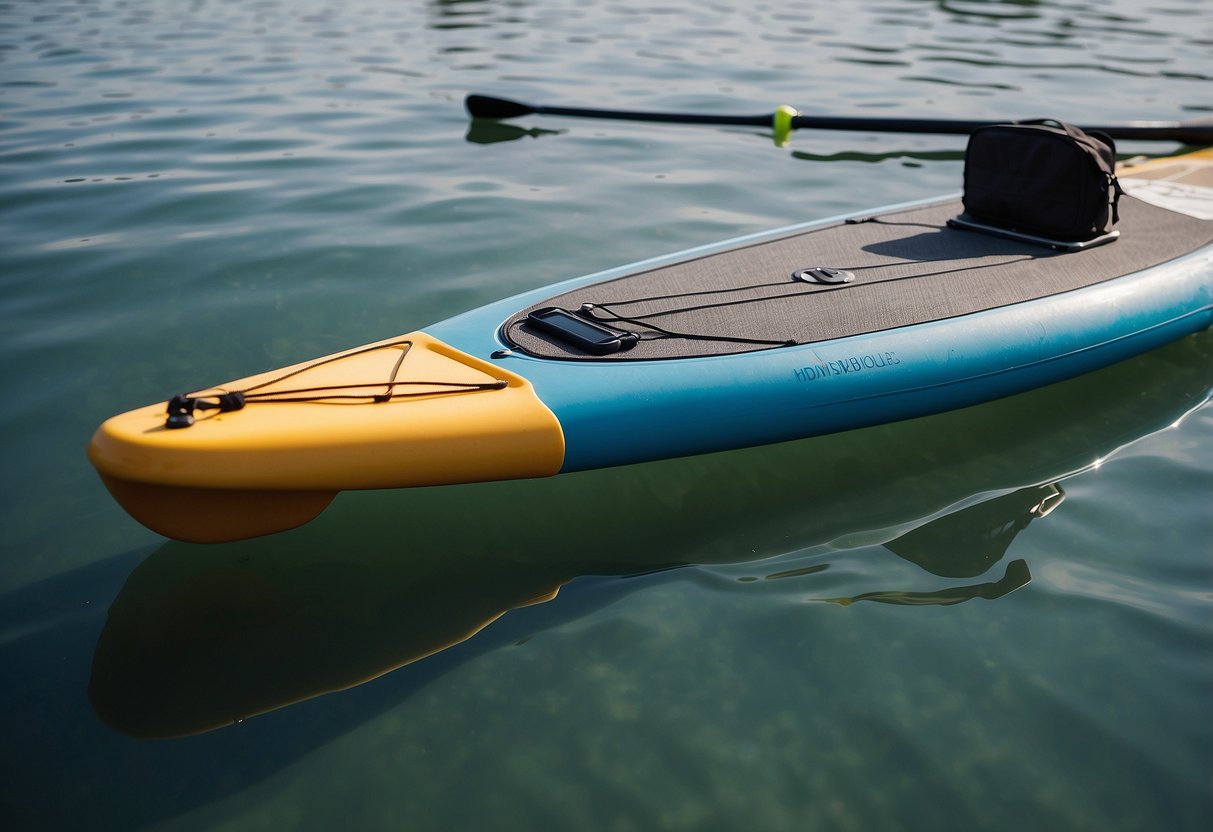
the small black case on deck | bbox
[953,119,1123,248]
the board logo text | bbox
[793,351,900,382]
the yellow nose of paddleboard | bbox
[88,332,565,543]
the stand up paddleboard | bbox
[88,147,1213,543]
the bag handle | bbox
[1014,118,1117,156]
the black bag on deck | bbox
[958,119,1122,243]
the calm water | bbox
[2,0,1211,829]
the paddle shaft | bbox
[791,115,1213,144]
[466,95,1213,144]
[527,102,770,128]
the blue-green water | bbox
[2,0,1211,829]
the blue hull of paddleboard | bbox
[429,197,1212,473]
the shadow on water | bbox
[465,120,566,144]
[792,149,965,165]
[4,331,1207,829]
[824,483,1061,607]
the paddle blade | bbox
[466,94,536,120]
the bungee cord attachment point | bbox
[166,392,246,429]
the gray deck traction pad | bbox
[503,191,1212,361]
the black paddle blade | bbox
[466,94,536,120]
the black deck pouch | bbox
[950,120,1123,250]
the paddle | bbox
[466,94,1213,145]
